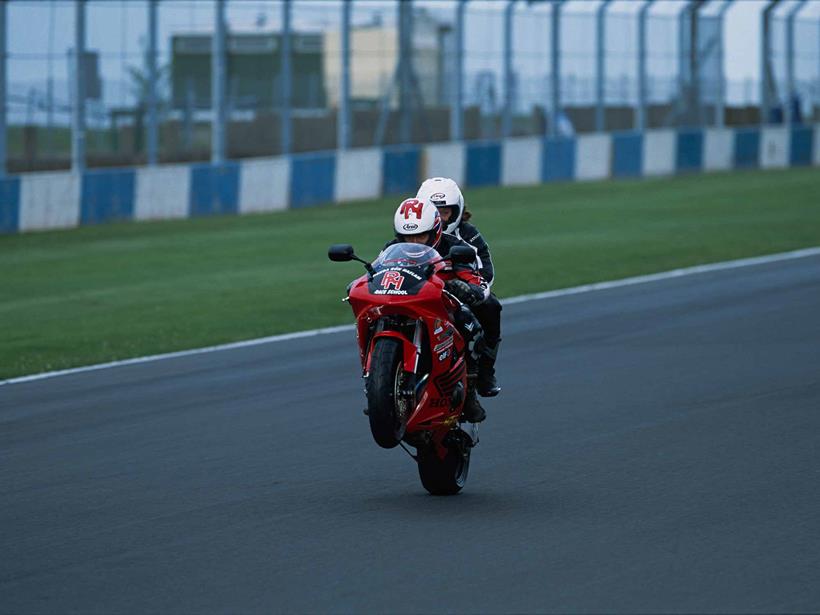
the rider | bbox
[416,177,502,398]
[386,197,490,423]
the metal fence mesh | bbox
[4,0,819,173]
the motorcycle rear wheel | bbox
[417,444,470,495]
[366,338,408,449]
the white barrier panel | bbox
[240,157,290,213]
[703,128,734,171]
[759,127,789,169]
[501,137,541,186]
[19,172,81,232]
[334,148,381,203]
[423,142,465,186]
[135,165,191,221]
[642,130,676,176]
[575,133,611,181]
[814,125,820,165]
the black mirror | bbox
[328,244,355,262]
[448,246,475,265]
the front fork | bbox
[362,318,425,409]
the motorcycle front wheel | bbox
[366,337,408,449]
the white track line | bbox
[501,247,820,305]
[3,247,819,387]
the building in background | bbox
[323,9,447,109]
[171,32,326,113]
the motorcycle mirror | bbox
[448,246,475,265]
[328,244,355,262]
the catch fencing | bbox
[3,0,820,173]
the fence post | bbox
[72,0,86,173]
[690,1,706,126]
[637,0,655,131]
[451,0,467,141]
[785,0,807,126]
[550,0,563,137]
[338,0,351,149]
[0,0,6,176]
[281,0,292,155]
[212,0,226,163]
[595,0,613,132]
[677,1,691,126]
[760,0,783,126]
[715,0,733,128]
[502,0,516,138]
[147,0,158,165]
[398,0,413,144]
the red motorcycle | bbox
[329,242,480,495]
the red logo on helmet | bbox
[399,199,424,220]
[381,271,405,290]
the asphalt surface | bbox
[2,255,820,614]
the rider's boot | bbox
[461,376,487,423]
[477,340,501,398]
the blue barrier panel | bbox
[80,169,136,225]
[676,129,703,172]
[611,132,643,178]
[189,162,240,216]
[465,142,501,187]
[382,148,421,196]
[290,153,335,209]
[0,177,20,234]
[789,127,813,166]
[541,137,575,182]
[733,128,760,169]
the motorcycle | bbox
[328,242,481,495]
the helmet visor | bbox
[435,205,459,225]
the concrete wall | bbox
[240,157,290,213]
[19,172,80,231]
[759,127,789,169]
[642,130,676,176]
[3,124,819,234]
[575,134,612,181]
[135,165,191,221]
[703,129,734,171]
[334,149,381,203]
[423,142,465,187]
[501,137,541,186]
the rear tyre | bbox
[417,443,471,496]
[366,338,408,449]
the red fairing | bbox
[347,255,470,455]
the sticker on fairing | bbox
[368,267,426,296]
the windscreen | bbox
[368,243,438,297]
[372,243,439,272]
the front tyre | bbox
[366,338,408,449]
[417,443,471,495]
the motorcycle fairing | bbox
[347,259,470,459]
[367,266,428,297]
[365,330,419,374]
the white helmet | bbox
[393,197,443,248]
[416,177,465,235]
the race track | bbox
[2,255,820,613]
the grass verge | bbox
[2,167,819,379]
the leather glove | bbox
[445,279,484,306]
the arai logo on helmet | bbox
[402,222,419,231]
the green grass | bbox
[2,167,819,379]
